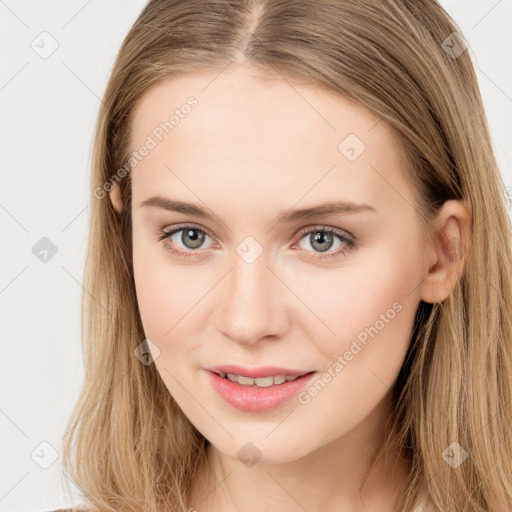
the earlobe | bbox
[109,183,123,213]
[420,199,471,304]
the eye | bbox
[156,223,356,260]
[293,225,355,260]
[157,224,215,260]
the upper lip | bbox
[206,365,315,378]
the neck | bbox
[188,393,409,512]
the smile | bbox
[220,372,301,387]
[206,369,317,412]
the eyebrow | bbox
[139,195,377,224]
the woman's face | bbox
[126,66,430,464]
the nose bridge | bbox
[215,245,289,344]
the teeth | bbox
[221,373,303,387]
[238,375,256,386]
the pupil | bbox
[312,231,333,252]
[183,228,204,249]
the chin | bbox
[209,433,315,467]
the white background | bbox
[1,1,511,510]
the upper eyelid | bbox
[298,224,354,240]
[162,222,217,241]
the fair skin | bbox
[110,65,470,512]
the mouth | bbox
[206,366,317,413]
[207,365,315,388]
[211,371,313,388]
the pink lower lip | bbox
[207,370,317,412]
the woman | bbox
[59,1,512,511]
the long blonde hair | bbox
[61,1,512,511]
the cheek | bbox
[292,246,422,435]
[288,239,423,369]
[132,226,191,342]
[132,227,217,367]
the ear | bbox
[420,199,471,304]
[109,183,123,213]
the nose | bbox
[214,252,291,346]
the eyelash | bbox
[156,223,356,261]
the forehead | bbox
[129,66,413,217]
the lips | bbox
[206,364,313,379]
[206,366,317,412]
